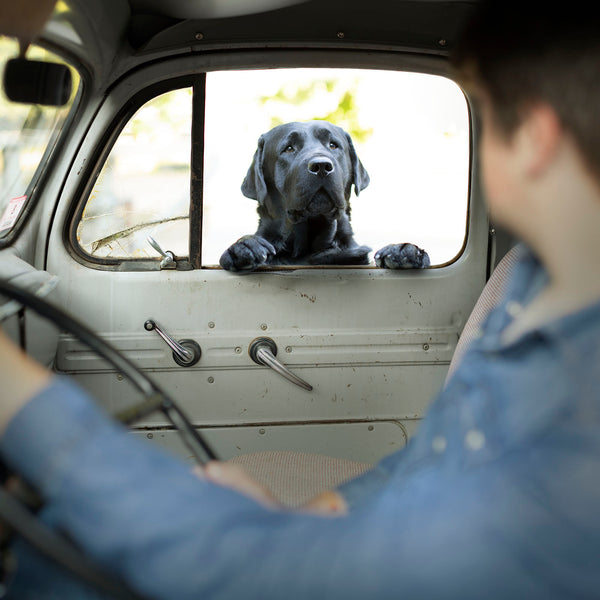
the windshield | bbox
[0,36,79,236]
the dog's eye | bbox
[328,141,338,150]
[284,145,295,153]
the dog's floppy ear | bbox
[241,135,268,204]
[345,132,370,197]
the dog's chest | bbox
[286,217,339,257]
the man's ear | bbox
[520,102,562,178]
[345,132,370,197]
[241,135,268,204]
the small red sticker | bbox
[0,195,27,232]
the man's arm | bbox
[2,374,592,600]
[1,327,596,599]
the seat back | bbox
[445,245,520,382]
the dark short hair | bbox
[452,1,600,181]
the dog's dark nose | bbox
[308,157,334,177]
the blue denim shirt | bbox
[1,246,600,599]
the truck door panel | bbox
[45,53,487,465]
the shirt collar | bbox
[479,245,600,350]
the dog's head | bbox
[241,121,370,223]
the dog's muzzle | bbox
[288,189,341,222]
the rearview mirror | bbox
[3,57,72,106]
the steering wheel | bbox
[0,279,217,599]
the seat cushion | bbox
[229,451,371,508]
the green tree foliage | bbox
[260,78,373,143]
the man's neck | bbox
[535,181,600,301]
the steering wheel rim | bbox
[0,278,218,598]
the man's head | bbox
[452,1,600,185]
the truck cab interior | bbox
[0,0,522,595]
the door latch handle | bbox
[144,320,201,367]
[249,337,313,392]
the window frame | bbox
[67,50,472,272]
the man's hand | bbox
[195,461,348,516]
[301,489,348,516]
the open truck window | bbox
[75,68,469,268]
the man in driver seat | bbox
[0,1,599,598]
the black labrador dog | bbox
[219,121,430,271]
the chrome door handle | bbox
[144,320,201,367]
[249,337,313,392]
[147,236,175,269]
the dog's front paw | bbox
[219,235,276,271]
[375,243,430,269]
